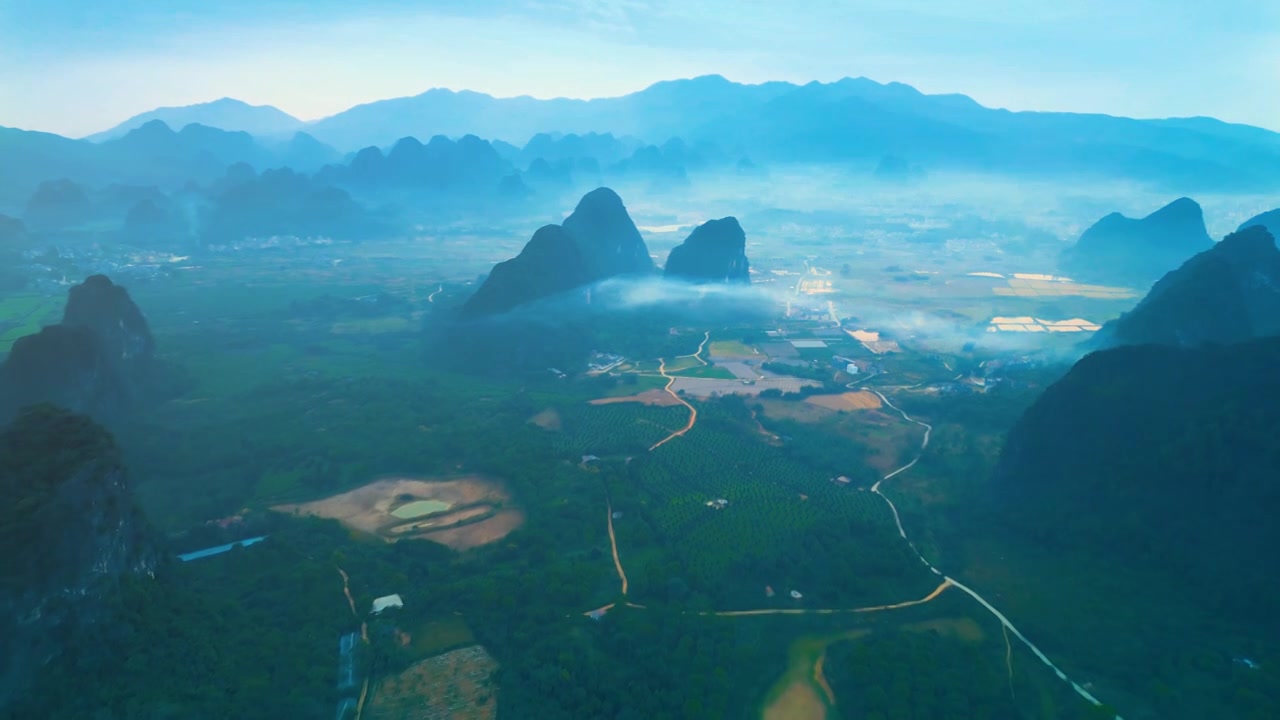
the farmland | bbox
[0,293,61,352]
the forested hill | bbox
[991,337,1280,622]
[0,405,157,709]
[1089,225,1280,349]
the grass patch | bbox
[409,615,477,658]
[0,294,62,353]
[671,364,737,380]
[666,356,703,372]
[709,339,758,357]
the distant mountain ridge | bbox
[1060,197,1213,288]
[1238,208,1280,237]
[0,120,339,209]
[89,76,1280,191]
[86,98,305,142]
[284,75,1280,190]
[1089,225,1280,349]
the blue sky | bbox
[2,0,1277,137]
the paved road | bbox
[868,390,1123,719]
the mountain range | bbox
[87,98,306,142]
[71,75,1280,191]
[1089,225,1280,349]
[1060,197,1213,288]
[0,120,341,211]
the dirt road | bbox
[649,357,699,450]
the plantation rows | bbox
[625,413,908,593]
[553,403,691,456]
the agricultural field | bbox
[669,363,737,379]
[367,645,499,720]
[708,339,760,357]
[548,402,693,456]
[0,293,62,352]
[805,391,883,412]
[612,401,939,610]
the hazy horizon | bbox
[3,0,1278,137]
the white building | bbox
[846,363,859,374]
[371,594,403,614]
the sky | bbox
[2,0,1278,137]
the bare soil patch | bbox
[424,509,526,550]
[528,408,562,431]
[759,398,835,423]
[367,645,498,720]
[805,391,883,412]
[589,389,683,407]
[274,477,522,550]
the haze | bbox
[4,3,1280,720]
[4,0,1279,137]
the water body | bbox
[391,499,452,519]
[177,535,267,562]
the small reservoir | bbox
[391,500,452,519]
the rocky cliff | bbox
[0,275,154,419]
[461,187,653,316]
[0,405,158,708]
[664,217,751,283]
[1060,197,1213,288]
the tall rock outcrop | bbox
[460,187,653,316]
[664,217,751,283]
[1060,197,1213,288]
[1089,225,1280,349]
[560,187,654,279]
[0,275,154,419]
[0,405,157,708]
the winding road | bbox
[868,390,1122,719]
[676,331,711,366]
[649,357,699,450]
[427,284,443,303]
[703,579,952,617]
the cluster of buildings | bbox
[586,352,625,374]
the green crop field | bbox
[709,339,758,357]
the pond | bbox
[391,499,453,519]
